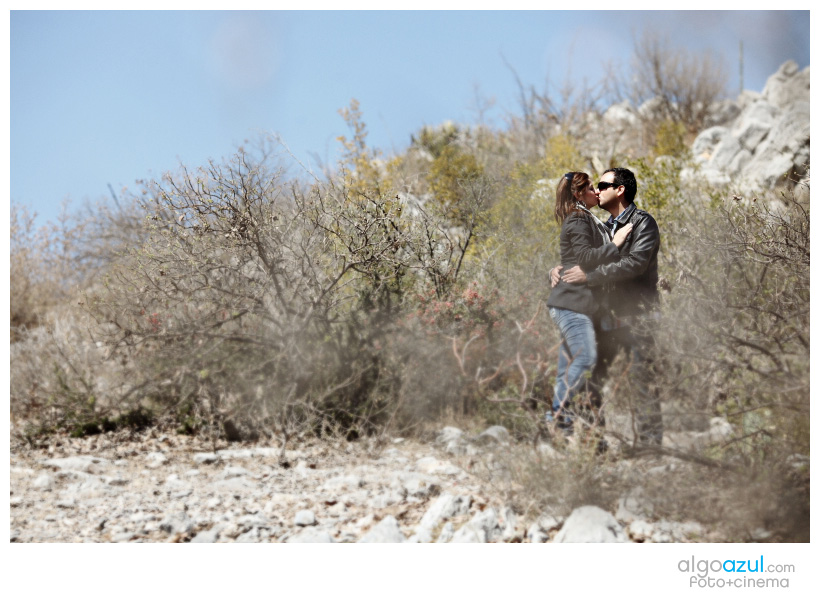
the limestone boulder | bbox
[554,505,629,543]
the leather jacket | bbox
[585,203,660,318]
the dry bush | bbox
[10,197,162,440]
[501,59,606,166]
[491,439,807,541]
[604,31,728,156]
[10,195,148,332]
[657,177,809,459]
[10,204,81,335]
[76,135,494,442]
[10,306,150,442]
[484,442,631,521]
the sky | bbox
[8,9,811,226]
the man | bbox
[551,167,663,445]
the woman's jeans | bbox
[548,306,597,428]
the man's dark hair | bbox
[605,167,637,204]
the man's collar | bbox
[611,203,637,224]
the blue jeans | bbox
[548,307,597,424]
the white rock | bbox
[536,514,563,531]
[215,447,278,460]
[220,466,250,480]
[651,521,675,543]
[286,527,334,543]
[638,96,666,121]
[32,473,54,491]
[553,506,628,543]
[417,493,472,530]
[733,101,779,152]
[476,426,510,445]
[705,99,742,127]
[415,456,461,475]
[236,528,261,542]
[709,135,745,174]
[44,456,107,474]
[692,126,728,161]
[501,507,519,541]
[159,511,193,535]
[191,527,220,543]
[210,477,256,495]
[740,102,809,189]
[603,100,638,126]
[294,510,317,527]
[436,522,455,543]
[450,525,483,543]
[450,507,500,543]
[629,519,655,541]
[389,471,437,498]
[369,491,402,509]
[358,515,406,543]
[145,452,167,468]
[321,475,364,491]
[527,522,549,543]
[526,514,562,542]
[163,474,192,493]
[408,527,433,543]
[436,427,464,444]
[762,61,809,110]
[680,166,731,188]
[750,527,773,542]
[193,453,219,465]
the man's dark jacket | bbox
[546,210,620,318]
[585,203,660,318]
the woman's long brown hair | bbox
[554,171,590,225]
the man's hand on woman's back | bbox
[550,265,563,287]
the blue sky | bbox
[9,10,810,225]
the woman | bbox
[546,172,632,431]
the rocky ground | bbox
[10,423,731,543]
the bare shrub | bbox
[605,31,727,156]
[501,59,606,166]
[10,307,144,441]
[10,204,82,335]
[78,133,492,441]
[658,177,809,458]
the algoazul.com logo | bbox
[678,556,794,588]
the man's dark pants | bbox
[588,318,663,444]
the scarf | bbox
[575,201,612,243]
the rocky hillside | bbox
[10,425,731,543]
[689,60,809,191]
[602,60,809,192]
